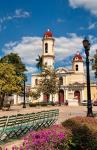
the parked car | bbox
[93,100,97,106]
[81,100,87,106]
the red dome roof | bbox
[44,29,52,38]
[73,52,83,62]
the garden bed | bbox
[5,116,97,150]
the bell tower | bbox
[42,29,55,68]
[72,51,84,73]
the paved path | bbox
[0,105,97,149]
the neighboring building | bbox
[31,29,97,105]
[11,84,31,105]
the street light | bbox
[82,38,93,117]
[23,79,26,108]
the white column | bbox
[66,89,68,100]
[81,89,84,102]
[49,94,52,101]
[13,94,18,105]
[55,93,58,103]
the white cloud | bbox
[2,33,84,64]
[57,18,64,23]
[0,9,31,31]
[55,33,83,61]
[88,22,97,29]
[26,66,37,74]
[0,9,30,23]
[2,36,42,65]
[69,0,97,16]
[2,34,97,76]
[15,9,30,18]
[80,22,97,30]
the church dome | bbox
[73,52,83,62]
[44,29,52,38]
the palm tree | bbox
[36,55,43,71]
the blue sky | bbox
[0,0,97,83]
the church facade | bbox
[31,30,97,105]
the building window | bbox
[35,79,38,85]
[59,77,63,85]
[45,43,48,53]
[75,64,78,71]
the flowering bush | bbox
[22,125,72,150]
[9,125,72,150]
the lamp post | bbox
[82,38,93,117]
[23,79,26,108]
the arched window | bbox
[75,64,78,71]
[35,79,38,85]
[45,43,48,53]
[59,77,63,85]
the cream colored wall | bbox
[73,62,84,73]
[84,85,97,101]
[42,39,54,56]
[66,74,85,85]
[67,90,74,99]
[42,56,54,67]
[42,38,54,68]
[31,75,42,87]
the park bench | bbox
[0,109,59,143]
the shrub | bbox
[72,125,97,150]
[11,125,72,150]
[39,102,48,106]
[62,117,97,150]
[62,119,80,130]
[48,101,55,106]
[29,102,38,107]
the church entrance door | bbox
[59,90,64,104]
[74,91,80,102]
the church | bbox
[31,30,97,105]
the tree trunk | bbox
[0,93,5,109]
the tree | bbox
[0,63,23,108]
[38,67,60,102]
[92,50,97,78]
[0,52,26,77]
[0,52,27,94]
[29,90,41,100]
[0,53,27,108]
[36,55,43,71]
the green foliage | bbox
[29,102,48,107]
[11,125,72,150]
[62,119,79,130]
[92,50,97,78]
[62,118,97,150]
[0,53,26,75]
[0,63,23,108]
[38,67,60,102]
[36,55,43,71]
[29,90,41,100]
[48,101,55,106]
[0,63,23,94]
[39,102,48,106]
[29,102,38,107]
[71,125,97,150]
[0,53,27,108]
